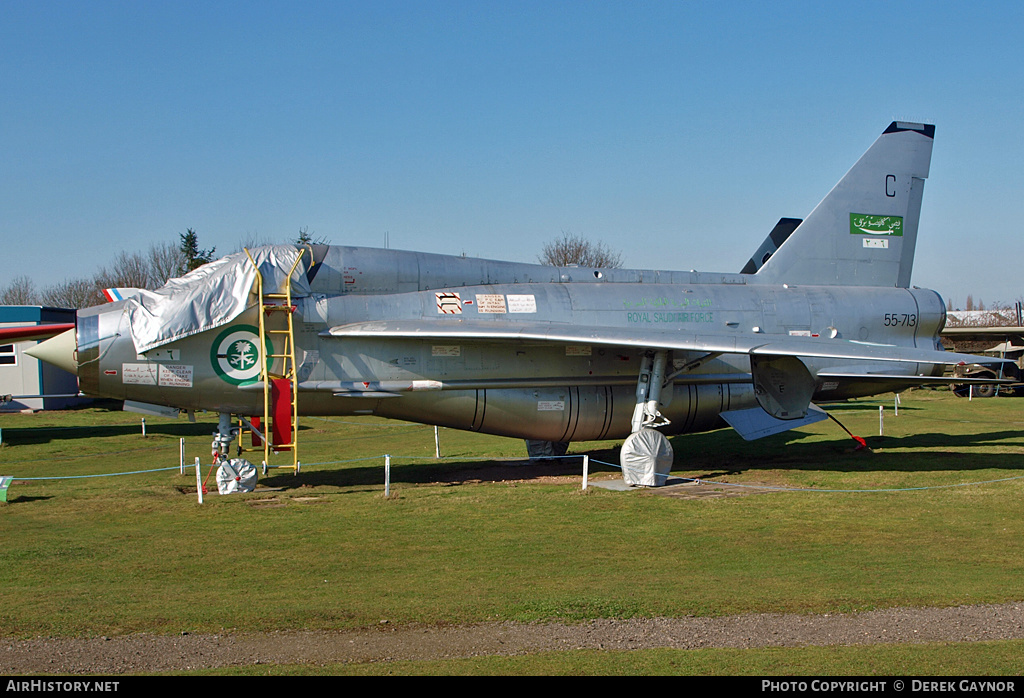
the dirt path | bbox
[3,603,1022,674]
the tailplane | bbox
[740,217,802,275]
[753,122,934,287]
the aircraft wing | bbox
[816,371,1011,384]
[0,323,75,344]
[942,326,1024,337]
[942,326,1024,347]
[324,320,1003,368]
[813,372,1014,398]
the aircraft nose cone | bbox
[25,328,78,375]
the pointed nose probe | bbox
[25,328,78,375]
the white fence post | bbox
[195,457,203,504]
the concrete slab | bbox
[587,477,771,500]
[588,476,695,492]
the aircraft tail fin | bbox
[102,288,143,303]
[753,122,934,287]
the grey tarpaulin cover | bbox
[620,428,674,487]
[216,458,258,495]
[524,440,569,460]
[127,245,309,354]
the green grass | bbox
[1,390,1023,673]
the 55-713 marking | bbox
[883,313,917,327]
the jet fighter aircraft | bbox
[27,122,1008,480]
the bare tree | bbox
[233,231,274,255]
[1,275,41,305]
[95,251,152,291]
[41,278,103,309]
[538,231,623,268]
[147,241,185,287]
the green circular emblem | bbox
[210,325,268,385]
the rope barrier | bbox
[14,465,185,480]
[5,407,1023,494]
[668,473,1024,493]
[0,445,178,465]
[582,457,1024,494]
[7,453,465,480]
[8,451,1024,493]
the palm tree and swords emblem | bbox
[212,326,266,384]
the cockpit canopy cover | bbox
[127,245,309,353]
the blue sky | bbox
[2,1,1022,308]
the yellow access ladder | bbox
[244,247,308,472]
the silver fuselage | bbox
[72,246,946,442]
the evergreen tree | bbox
[295,226,328,245]
[178,229,216,275]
